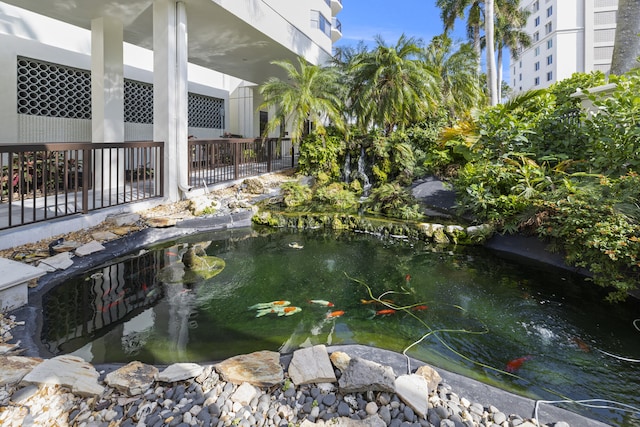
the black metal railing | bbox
[187,138,297,188]
[0,141,164,230]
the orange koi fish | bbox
[375,309,396,316]
[309,300,334,307]
[506,356,532,373]
[411,305,428,311]
[326,310,345,318]
[572,337,591,352]
[405,274,411,282]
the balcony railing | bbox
[0,141,164,231]
[187,138,297,188]
[332,17,342,42]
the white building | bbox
[511,0,618,92]
[0,0,343,201]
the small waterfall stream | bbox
[357,146,371,196]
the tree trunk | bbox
[497,47,503,102]
[473,26,482,75]
[485,0,498,105]
[610,0,640,75]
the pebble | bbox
[0,315,571,427]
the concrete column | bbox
[91,17,124,142]
[91,17,124,200]
[153,0,190,202]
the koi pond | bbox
[32,228,639,426]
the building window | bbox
[534,77,540,86]
[534,62,540,71]
[546,6,552,17]
[547,39,553,49]
[534,16,540,26]
[535,46,540,56]
[311,10,331,38]
[519,73,522,81]
[519,60,522,68]
[545,22,552,34]
[547,71,553,81]
[533,0,539,12]
[547,55,553,65]
[533,32,539,42]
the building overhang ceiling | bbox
[2,0,331,84]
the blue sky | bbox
[334,0,456,49]
[334,1,511,83]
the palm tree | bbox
[258,57,345,143]
[610,0,640,75]
[347,34,438,135]
[485,0,498,105]
[421,35,485,120]
[493,0,530,100]
[437,0,484,74]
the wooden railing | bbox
[187,137,297,188]
[0,141,164,231]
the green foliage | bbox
[365,183,424,220]
[297,131,343,181]
[280,181,312,208]
[536,173,640,302]
[445,71,640,299]
[314,182,360,211]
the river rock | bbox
[414,364,442,392]
[230,382,257,406]
[215,350,283,387]
[330,351,351,372]
[21,355,103,396]
[300,415,386,426]
[104,361,158,396]
[288,345,336,385]
[338,356,395,393]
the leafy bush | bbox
[297,131,343,181]
[280,181,312,208]
[314,182,360,211]
[365,183,423,220]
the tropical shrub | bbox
[280,181,312,208]
[314,182,360,211]
[365,183,423,220]
[297,131,343,181]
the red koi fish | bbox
[375,309,396,316]
[411,305,428,311]
[326,310,345,318]
[405,274,411,282]
[506,356,532,373]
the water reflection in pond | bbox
[37,228,640,426]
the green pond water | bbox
[38,227,640,426]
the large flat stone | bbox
[300,415,386,427]
[157,362,204,383]
[0,356,43,385]
[395,374,428,419]
[37,252,74,272]
[21,355,103,397]
[215,350,283,387]
[104,361,158,396]
[288,345,336,385]
[75,240,105,257]
[0,258,46,310]
[338,356,396,393]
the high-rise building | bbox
[511,0,618,93]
